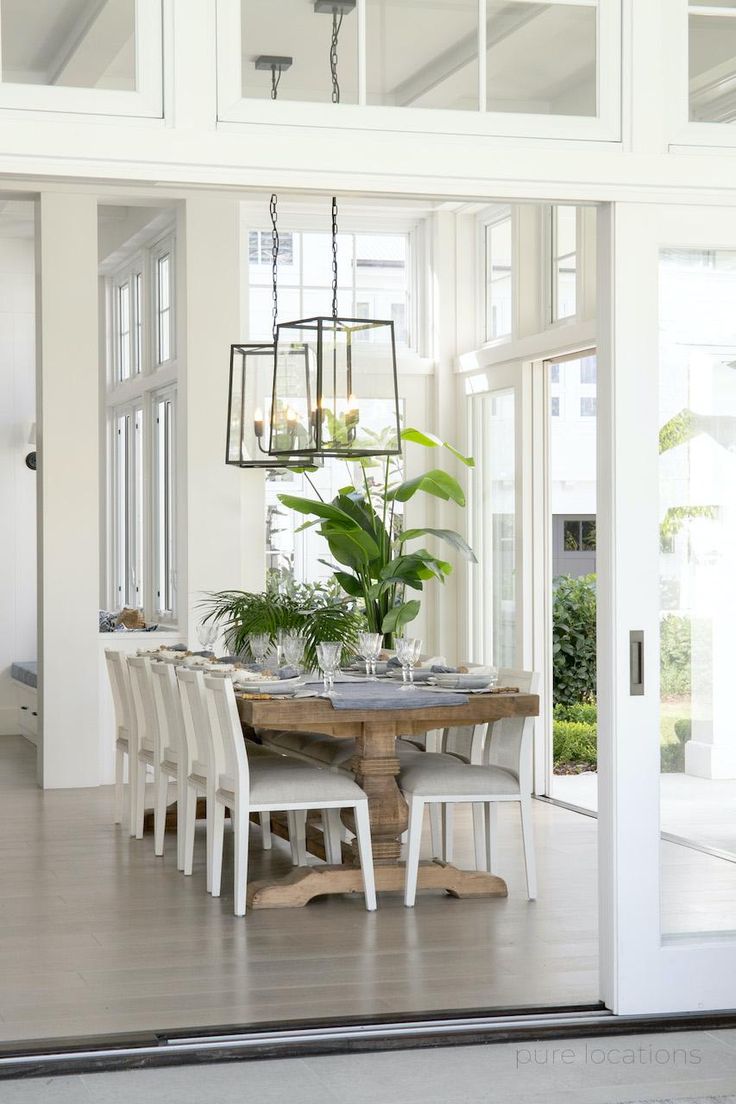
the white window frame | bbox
[152,234,175,368]
[111,402,145,610]
[0,0,163,118]
[152,386,177,621]
[484,213,513,343]
[105,227,178,624]
[669,0,736,149]
[217,0,622,143]
[549,205,579,323]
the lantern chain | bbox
[331,195,339,320]
[330,9,343,105]
[270,193,279,341]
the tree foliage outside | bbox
[552,573,597,706]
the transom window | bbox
[688,0,736,124]
[551,206,578,322]
[485,215,512,341]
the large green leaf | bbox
[323,531,372,571]
[322,521,379,561]
[401,427,475,468]
[278,493,364,529]
[333,571,364,598]
[382,600,421,634]
[389,469,466,506]
[398,526,477,562]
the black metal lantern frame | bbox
[226,342,320,469]
[269,316,401,460]
[268,196,403,461]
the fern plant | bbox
[201,583,363,670]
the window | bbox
[580,358,597,384]
[562,518,596,552]
[248,229,411,347]
[689,1,736,123]
[580,396,597,417]
[154,391,176,618]
[485,217,512,341]
[113,405,144,609]
[551,396,560,417]
[0,0,162,117]
[551,206,577,322]
[106,229,178,622]
[228,0,609,130]
[154,242,174,366]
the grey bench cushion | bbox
[11,661,37,689]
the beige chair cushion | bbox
[399,754,520,798]
[265,731,423,769]
[246,757,369,806]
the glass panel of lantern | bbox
[226,343,319,468]
[270,317,401,459]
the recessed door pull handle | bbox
[630,630,644,696]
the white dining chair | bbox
[400,668,540,905]
[203,675,377,916]
[150,661,192,871]
[176,667,283,885]
[128,655,174,850]
[104,648,139,834]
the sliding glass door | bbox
[599,203,736,1013]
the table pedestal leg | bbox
[341,720,408,865]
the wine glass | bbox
[197,622,217,654]
[282,633,306,674]
[396,636,422,690]
[357,631,382,680]
[248,632,271,667]
[316,641,342,696]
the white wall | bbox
[0,232,36,735]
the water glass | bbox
[396,636,422,690]
[316,641,342,696]
[282,633,306,673]
[197,622,217,653]
[358,631,383,680]
[248,632,271,666]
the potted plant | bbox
[278,428,476,645]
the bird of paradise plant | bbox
[279,427,476,645]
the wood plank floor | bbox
[0,735,602,1042]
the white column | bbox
[179,196,262,647]
[36,192,100,789]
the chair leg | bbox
[134,758,147,840]
[323,808,343,865]
[183,782,197,876]
[441,804,455,864]
[127,752,137,837]
[472,803,486,870]
[404,796,425,908]
[353,801,376,911]
[259,811,272,851]
[233,803,250,917]
[287,810,307,865]
[429,803,442,859]
[176,771,186,872]
[484,802,498,874]
[520,798,537,900]
[210,799,226,898]
[153,769,168,857]
[114,746,124,825]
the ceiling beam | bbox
[47,0,134,88]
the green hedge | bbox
[553,719,597,771]
[552,574,597,705]
[554,702,597,726]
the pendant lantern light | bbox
[269,196,402,461]
[225,194,320,471]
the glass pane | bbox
[157,254,171,364]
[489,389,515,667]
[366,0,478,111]
[689,11,736,123]
[301,232,353,288]
[133,271,142,373]
[1,0,137,90]
[486,1,597,117]
[116,413,128,606]
[118,283,130,381]
[549,356,598,813]
[241,0,358,104]
[134,408,144,608]
[659,249,736,936]
[486,217,512,340]
[552,206,577,321]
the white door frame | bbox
[598,201,736,1015]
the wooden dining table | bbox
[237,688,539,909]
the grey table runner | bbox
[302,679,469,711]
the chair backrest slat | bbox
[127,656,161,761]
[105,648,136,741]
[176,667,212,777]
[203,676,249,795]
[150,661,184,766]
[487,668,540,791]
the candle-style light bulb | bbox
[253,406,264,439]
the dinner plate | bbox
[388,668,434,683]
[234,675,302,694]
